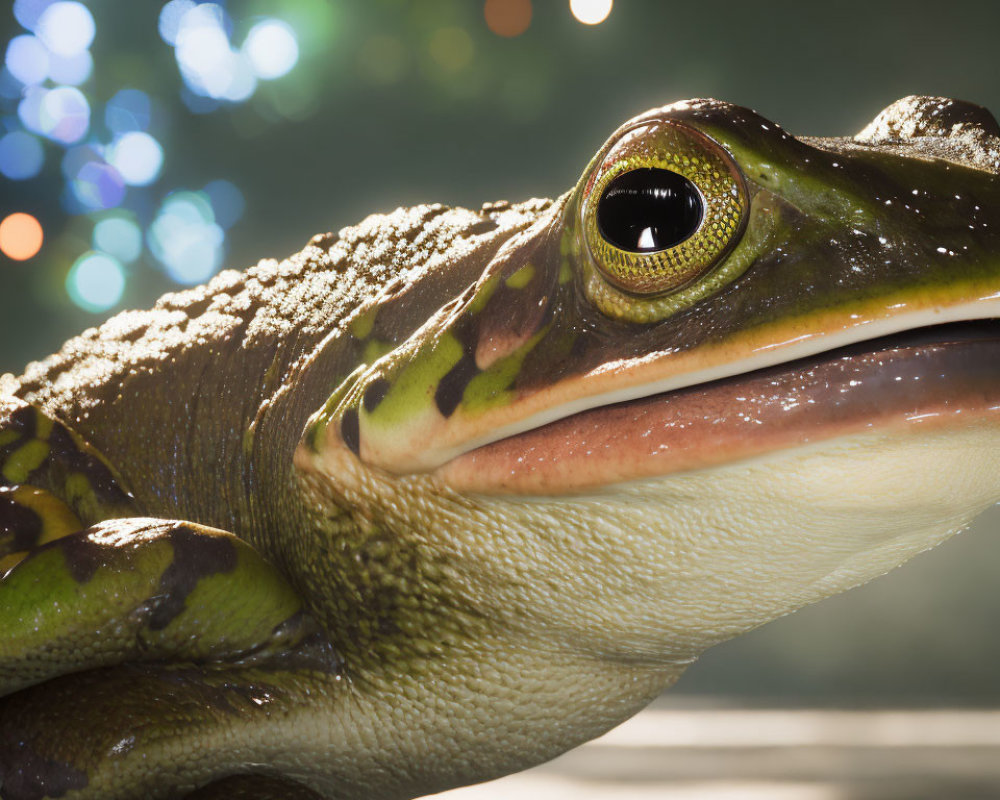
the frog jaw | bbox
[313,267,1000,489]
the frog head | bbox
[298,97,1000,666]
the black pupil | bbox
[596,167,703,253]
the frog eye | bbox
[582,121,748,297]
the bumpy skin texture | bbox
[2,97,1000,799]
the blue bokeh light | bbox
[60,141,99,178]
[17,85,46,133]
[0,130,44,179]
[66,250,126,312]
[243,20,299,80]
[148,190,226,285]
[93,213,143,263]
[47,48,92,85]
[71,161,126,210]
[203,179,245,229]
[13,0,56,33]
[108,131,163,186]
[38,85,89,143]
[105,88,152,134]
[158,0,197,47]
[5,35,50,87]
[36,2,95,58]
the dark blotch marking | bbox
[0,735,89,800]
[435,350,480,418]
[340,408,360,457]
[47,423,131,507]
[146,526,238,631]
[362,377,391,414]
[0,493,43,555]
[434,315,482,418]
[59,535,107,584]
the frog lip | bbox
[434,319,1000,495]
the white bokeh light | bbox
[243,19,299,80]
[148,191,226,285]
[66,251,126,312]
[569,0,613,25]
[47,48,93,85]
[36,1,96,57]
[5,35,50,86]
[107,131,164,186]
[38,85,90,143]
[93,215,143,263]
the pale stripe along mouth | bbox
[434,318,1000,495]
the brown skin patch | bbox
[146,526,239,631]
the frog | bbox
[1,94,1000,800]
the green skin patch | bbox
[0,519,322,697]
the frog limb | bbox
[0,518,326,696]
[0,660,343,800]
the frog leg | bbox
[0,517,327,696]
[0,658,344,800]
[0,390,136,526]
[0,484,86,574]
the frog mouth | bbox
[434,319,1000,494]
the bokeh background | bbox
[1,0,999,708]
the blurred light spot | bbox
[92,213,142,263]
[39,85,89,143]
[0,131,44,179]
[107,131,163,186]
[484,0,532,37]
[0,69,24,100]
[105,88,152,134]
[357,35,406,85]
[36,2,95,57]
[14,0,55,32]
[148,191,225,285]
[66,251,125,312]
[203,179,244,229]
[17,85,47,134]
[5,35,50,86]
[47,48,92,85]
[0,212,44,260]
[174,3,246,100]
[220,53,257,102]
[60,141,99,178]
[243,19,299,80]
[71,161,126,210]
[180,87,221,114]
[428,27,474,72]
[158,0,196,46]
[569,0,612,24]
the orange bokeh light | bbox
[0,213,44,261]
[484,0,532,37]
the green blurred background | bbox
[1,0,999,706]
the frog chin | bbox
[299,408,1000,666]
